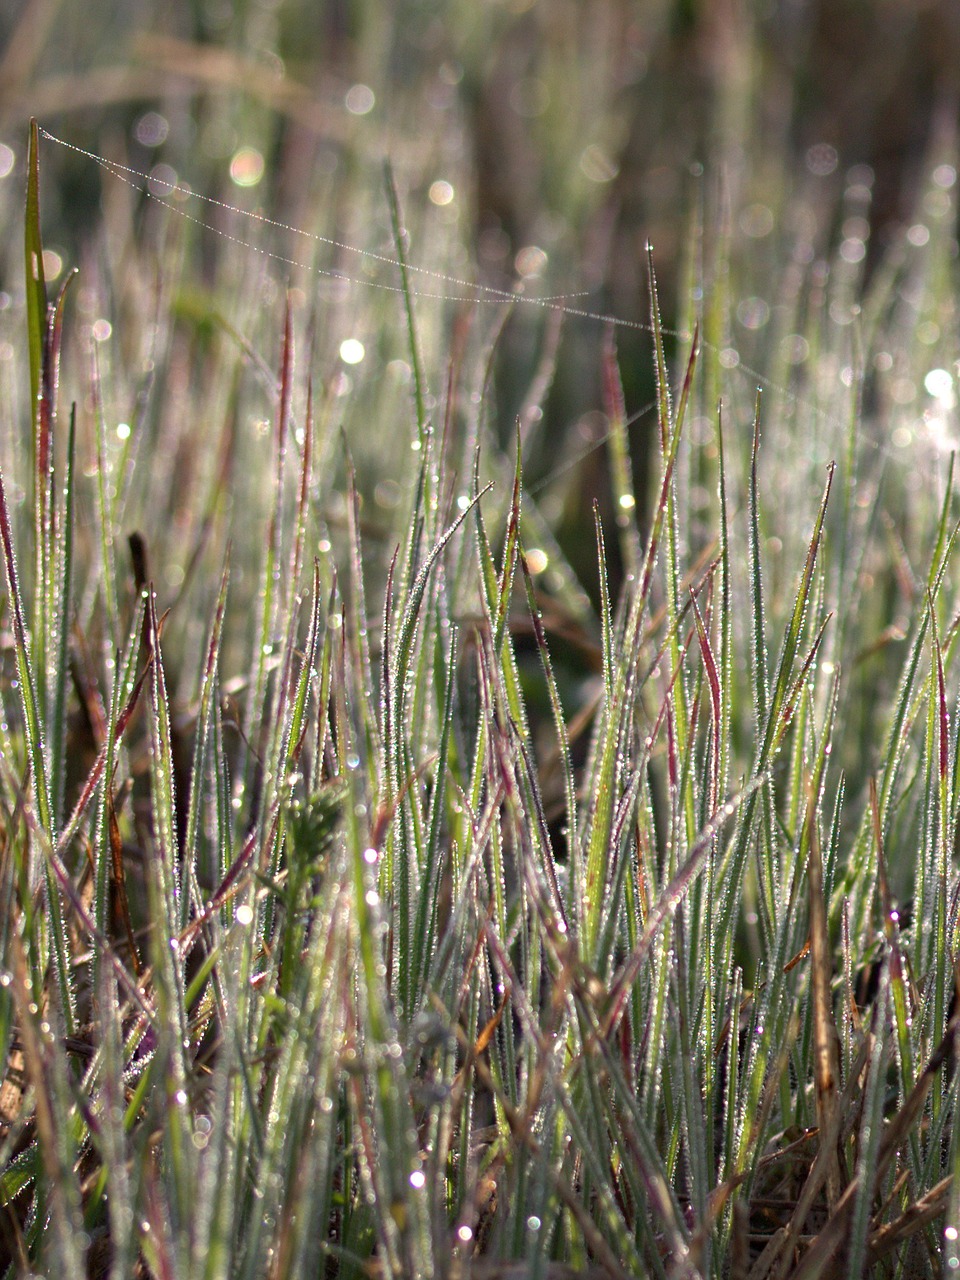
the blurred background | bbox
[1,0,958,461]
[2,1,958,302]
[2,0,958,390]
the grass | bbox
[0,65,960,1280]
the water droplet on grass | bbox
[41,249,63,281]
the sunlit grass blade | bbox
[345,454,383,787]
[143,592,193,1249]
[410,619,457,1007]
[24,121,46,453]
[601,326,641,579]
[34,273,75,717]
[746,395,769,735]
[91,344,120,649]
[520,550,578,892]
[181,551,230,913]
[49,404,75,830]
[88,594,147,936]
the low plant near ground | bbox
[1,118,960,1280]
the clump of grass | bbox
[0,117,960,1280]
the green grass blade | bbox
[601,328,641,579]
[24,120,46,443]
[49,404,75,831]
